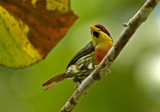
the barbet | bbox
[42,24,113,90]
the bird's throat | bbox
[95,42,113,63]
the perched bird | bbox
[42,24,113,90]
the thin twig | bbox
[60,0,159,111]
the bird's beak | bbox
[90,25,100,38]
[90,26,95,31]
[90,25,100,33]
[90,25,99,32]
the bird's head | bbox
[90,24,113,47]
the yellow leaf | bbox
[0,0,77,68]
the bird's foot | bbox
[95,65,98,68]
[107,69,111,74]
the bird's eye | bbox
[99,26,104,30]
[95,25,104,31]
[94,24,111,37]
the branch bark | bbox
[60,0,160,111]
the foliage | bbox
[0,0,77,68]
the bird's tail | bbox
[42,73,67,90]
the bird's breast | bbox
[95,42,113,63]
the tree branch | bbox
[60,0,159,111]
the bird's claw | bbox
[95,65,98,68]
[107,69,111,74]
[83,91,88,95]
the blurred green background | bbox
[0,0,160,112]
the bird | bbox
[42,24,113,90]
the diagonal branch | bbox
[60,0,160,112]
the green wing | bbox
[66,41,95,68]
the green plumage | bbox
[66,51,96,82]
[67,41,95,68]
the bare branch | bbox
[60,0,159,111]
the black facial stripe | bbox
[93,31,99,38]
